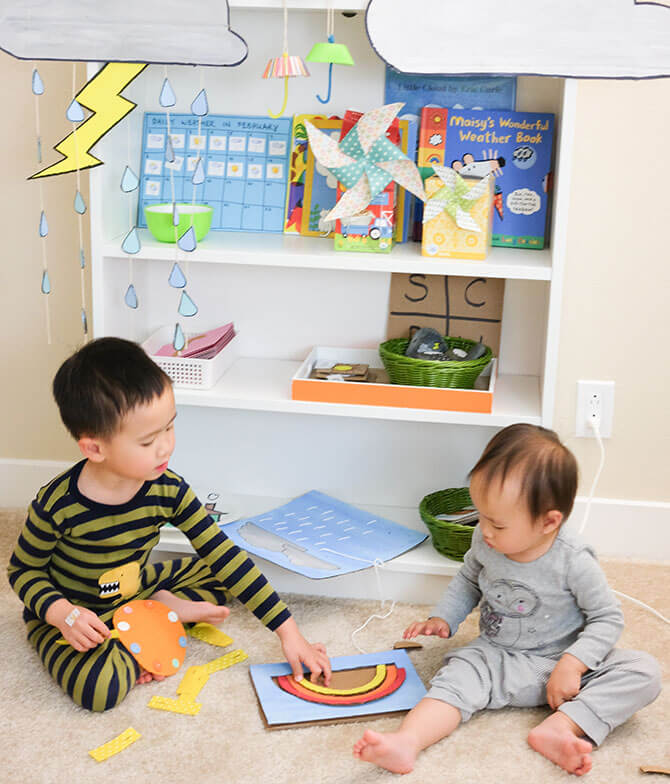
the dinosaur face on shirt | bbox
[98,561,140,599]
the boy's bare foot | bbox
[136,668,166,685]
[353,729,418,774]
[528,711,593,776]
[151,590,230,625]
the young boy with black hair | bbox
[354,424,661,776]
[8,337,330,711]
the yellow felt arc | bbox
[188,622,233,648]
[177,665,209,699]
[89,727,141,762]
[298,664,386,695]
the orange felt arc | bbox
[112,599,187,676]
[276,665,405,706]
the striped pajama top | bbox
[7,461,291,631]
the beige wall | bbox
[0,53,89,461]
[0,53,668,501]
[553,79,670,502]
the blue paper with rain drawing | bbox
[223,491,427,579]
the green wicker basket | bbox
[419,487,477,561]
[379,337,492,388]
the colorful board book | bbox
[419,107,554,249]
[138,113,292,234]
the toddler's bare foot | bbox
[353,729,418,774]
[152,590,230,625]
[136,668,166,685]
[528,712,593,776]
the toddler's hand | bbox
[403,617,450,640]
[47,600,110,652]
[276,617,332,686]
[546,653,587,709]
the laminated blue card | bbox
[222,490,427,579]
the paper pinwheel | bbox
[304,103,426,222]
[423,166,492,232]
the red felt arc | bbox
[277,665,405,706]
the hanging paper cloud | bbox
[173,322,186,352]
[178,290,198,317]
[39,211,48,237]
[66,98,85,122]
[121,165,139,192]
[160,78,177,107]
[121,227,141,254]
[191,89,209,116]
[177,226,197,252]
[31,68,44,95]
[124,283,138,309]
[192,158,205,185]
[41,270,51,294]
[74,190,86,214]
[168,262,187,288]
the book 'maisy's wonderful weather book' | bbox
[419,107,554,249]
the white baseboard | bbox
[2,458,669,565]
[0,458,70,509]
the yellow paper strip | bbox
[57,629,120,646]
[89,727,141,762]
[176,665,209,699]
[188,622,233,648]
[204,649,248,674]
[148,695,201,716]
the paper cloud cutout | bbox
[366,0,670,78]
[0,0,247,66]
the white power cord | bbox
[580,415,669,625]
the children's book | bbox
[385,70,517,118]
[395,115,419,243]
[419,107,554,249]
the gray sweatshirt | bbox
[431,525,624,669]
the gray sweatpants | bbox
[426,638,661,746]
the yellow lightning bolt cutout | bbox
[31,62,148,179]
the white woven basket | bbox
[142,326,238,390]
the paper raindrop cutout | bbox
[39,211,48,237]
[40,269,51,294]
[121,165,139,193]
[191,89,209,116]
[66,98,85,123]
[178,290,198,317]
[168,262,187,288]
[74,190,86,214]
[124,283,138,309]
[177,226,196,252]
[192,157,205,185]
[31,68,44,95]
[159,78,176,107]
[121,227,141,254]
[173,323,186,351]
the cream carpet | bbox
[1,508,667,784]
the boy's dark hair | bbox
[469,423,578,522]
[53,337,172,439]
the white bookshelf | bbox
[88,6,574,603]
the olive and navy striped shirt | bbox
[8,461,290,631]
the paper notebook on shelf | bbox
[223,490,427,579]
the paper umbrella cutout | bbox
[422,166,492,233]
[304,103,426,222]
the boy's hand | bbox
[546,653,588,709]
[403,616,450,639]
[46,599,110,652]
[275,617,332,686]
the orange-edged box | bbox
[291,347,496,414]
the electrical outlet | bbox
[576,380,615,438]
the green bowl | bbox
[144,203,213,243]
